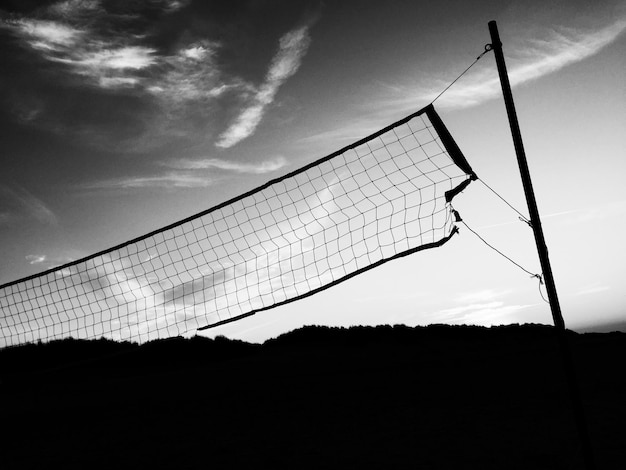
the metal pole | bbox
[488,20,595,470]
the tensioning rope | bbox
[452,208,549,304]
[428,44,531,227]
[431,44,493,105]
[428,45,549,305]
[478,178,531,226]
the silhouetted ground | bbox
[1,324,625,469]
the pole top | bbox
[488,20,502,49]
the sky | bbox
[0,0,625,344]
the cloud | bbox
[574,200,626,223]
[99,76,141,88]
[476,208,579,231]
[146,40,231,105]
[9,18,83,50]
[426,288,535,326]
[47,44,159,90]
[0,2,251,152]
[47,0,185,19]
[82,172,213,189]
[1,11,158,90]
[162,268,229,308]
[85,155,287,191]
[576,284,610,296]
[433,301,534,325]
[47,0,104,19]
[57,45,158,70]
[216,24,313,148]
[26,255,47,265]
[352,291,427,304]
[37,252,169,342]
[180,45,207,60]
[297,117,381,147]
[165,156,288,174]
[436,301,504,318]
[1,3,215,98]
[293,16,626,149]
[0,1,247,111]
[0,185,58,225]
[0,3,320,153]
[456,289,513,304]
[385,18,626,110]
[159,0,191,13]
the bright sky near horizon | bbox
[1,0,625,343]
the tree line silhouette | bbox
[1,324,624,469]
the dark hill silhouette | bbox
[1,324,625,469]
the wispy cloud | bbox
[576,283,610,296]
[10,18,83,50]
[82,172,213,190]
[2,9,155,90]
[297,116,381,148]
[26,254,47,265]
[427,288,535,326]
[1,1,306,152]
[165,156,288,174]
[0,2,323,154]
[47,0,105,19]
[84,156,286,191]
[574,200,626,223]
[160,0,190,13]
[436,301,505,319]
[386,18,626,110]
[0,185,58,225]
[456,289,513,304]
[312,18,626,151]
[1,2,222,100]
[433,301,534,326]
[352,291,428,304]
[54,45,158,71]
[216,24,313,148]
[476,209,579,230]
[147,40,236,105]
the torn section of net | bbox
[0,104,476,347]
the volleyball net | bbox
[0,104,476,347]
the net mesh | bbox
[0,106,474,347]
